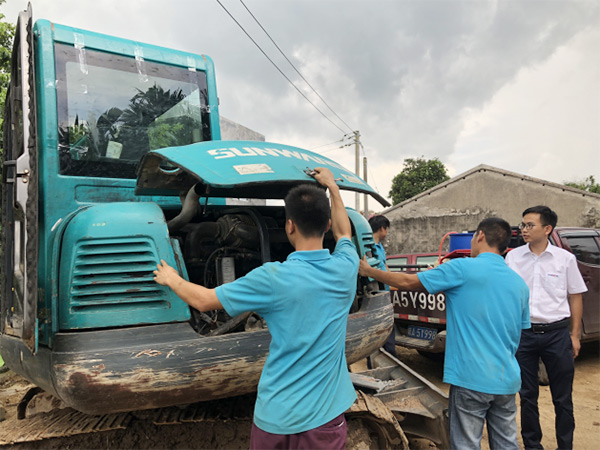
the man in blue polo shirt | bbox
[154,167,358,449]
[359,218,530,449]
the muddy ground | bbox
[393,341,600,450]
[1,341,598,449]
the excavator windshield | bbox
[55,43,212,179]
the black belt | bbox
[530,318,570,334]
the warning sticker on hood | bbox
[233,164,274,175]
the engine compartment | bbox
[167,201,339,335]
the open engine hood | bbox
[136,140,390,207]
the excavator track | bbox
[0,349,447,449]
[1,409,133,445]
[0,395,256,447]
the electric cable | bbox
[239,0,354,133]
[310,137,346,150]
[215,0,346,134]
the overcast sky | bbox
[2,0,599,209]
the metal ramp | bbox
[351,348,450,448]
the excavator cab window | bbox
[54,43,211,179]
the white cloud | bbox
[452,27,600,185]
[2,0,598,202]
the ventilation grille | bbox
[69,238,168,312]
[359,231,375,246]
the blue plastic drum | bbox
[449,233,474,252]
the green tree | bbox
[118,84,186,157]
[389,157,450,204]
[564,175,600,194]
[58,84,189,163]
[0,0,16,153]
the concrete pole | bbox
[363,157,368,217]
[354,131,360,211]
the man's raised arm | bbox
[312,167,351,241]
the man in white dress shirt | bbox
[505,205,587,450]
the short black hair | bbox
[522,205,558,231]
[476,217,512,253]
[284,184,330,238]
[369,215,390,233]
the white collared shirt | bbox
[505,242,587,323]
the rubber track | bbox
[0,409,132,445]
[0,395,255,445]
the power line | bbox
[215,0,346,134]
[317,147,338,154]
[238,0,354,134]
[320,143,358,158]
[310,138,345,150]
[216,1,380,194]
[367,166,381,194]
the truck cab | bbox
[1,8,392,414]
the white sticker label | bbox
[106,141,123,159]
[233,164,274,175]
[341,173,364,184]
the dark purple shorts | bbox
[249,413,347,450]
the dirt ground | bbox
[1,341,599,449]
[390,341,600,449]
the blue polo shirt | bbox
[418,253,530,395]
[215,238,358,434]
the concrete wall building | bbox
[219,116,267,205]
[220,116,265,141]
[382,164,600,255]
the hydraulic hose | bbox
[167,184,201,233]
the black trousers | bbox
[516,327,575,450]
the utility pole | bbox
[354,130,360,211]
[363,157,368,217]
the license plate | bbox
[407,325,438,341]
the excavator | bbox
[1,5,449,448]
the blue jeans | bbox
[449,385,519,450]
